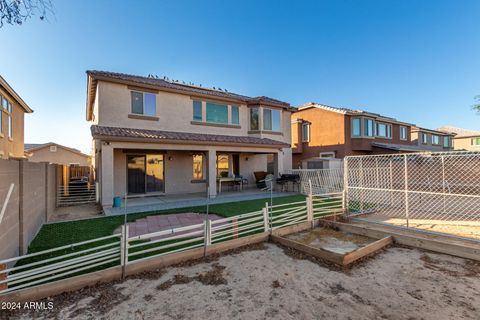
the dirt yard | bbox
[359,215,480,240]
[6,243,480,320]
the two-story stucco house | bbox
[291,103,423,168]
[410,126,455,152]
[0,75,33,159]
[86,71,293,208]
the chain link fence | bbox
[286,168,343,195]
[344,152,480,238]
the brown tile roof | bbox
[91,125,288,147]
[86,70,291,120]
[296,102,415,126]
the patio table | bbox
[217,177,243,193]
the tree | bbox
[474,95,480,114]
[0,0,53,28]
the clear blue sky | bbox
[1,0,479,153]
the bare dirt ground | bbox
[358,215,480,240]
[47,204,103,222]
[5,243,480,320]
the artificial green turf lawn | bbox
[28,194,306,253]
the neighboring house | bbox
[86,71,293,208]
[410,126,455,151]
[437,126,480,151]
[25,142,91,166]
[0,75,33,159]
[291,103,422,168]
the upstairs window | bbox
[432,135,440,145]
[263,108,281,131]
[231,105,239,125]
[364,118,374,137]
[400,126,407,140]
[472,138,480,145]
[7,101,12,138]
[376,123,392,138]
[192,100,202,121]
[422,133,428,144]
[351,118,361,137]
[206,102,228,124]
[302,123,310,142]
[443,136,450,148]
[131,91,156,116]
[250,107,259,130]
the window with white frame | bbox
[443,136,450,148]
[302,123,310,142]
[250,107,259,130]
[131,91,156,116]
[263,108,281,131]
[50,145,57,152]
[364,118,374,137]
[376,122,392,138]
[400,126,407,140]
[431,135,440,145]
[206,102,228,124]
[7,101,12,138]
[421,133,428,144]
[351,118,361,137]
[192,100,202,121]
[231,105,239,125]
[472,138,480,146]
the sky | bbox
[0,0,479,154]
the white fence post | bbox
[263,207,269,232]
[343,157,349,214]
[404,154,410,227]
[307,179,314,223]
[121,224,129,278]
[306,195,314,224]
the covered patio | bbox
[104,188,297,215]
[93,125,292,210]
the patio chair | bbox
[254,171,268,189]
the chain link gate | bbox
[344,151,480,239]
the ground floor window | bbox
[216,154,229,177]
[127,154,164,194]
[192,154,204,180]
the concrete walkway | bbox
[127,213,223,238]
[104,190,297,216]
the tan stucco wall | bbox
[0,85,26,159]
[111,148,269,198]
[453,136,480,151]
[27,146,90,166]
[94,81,291,145]
[0,159,57,260]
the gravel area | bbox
[5,243,480,320]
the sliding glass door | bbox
[127,154,165,194]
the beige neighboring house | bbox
[437,126,480,151]
[86,71,293,208]
[410,126,455,152]
[0,75,33,159]
[25,142,91,166]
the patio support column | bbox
[207,149,217,198]
[101,143,114,208]
[273,151,284,178]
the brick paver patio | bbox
[127,213,223,238]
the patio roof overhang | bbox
[91,125,290,149]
